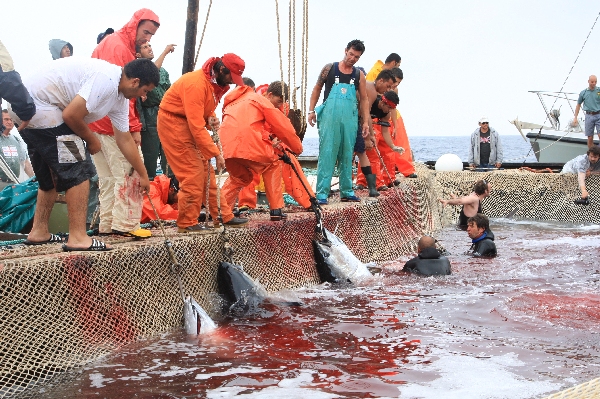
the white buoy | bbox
[435,154,463,172]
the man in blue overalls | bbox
[307,39,370,205]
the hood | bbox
[115,8,160,56]
[202,56,231,104]
[223,85,254,108]
[49,39,72,60]
[418,246,442,260]
[485,229,495,241]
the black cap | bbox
[96,28,114,44]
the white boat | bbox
[510,91,597,163]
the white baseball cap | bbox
[479,116,489,123]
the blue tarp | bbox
[0,178,38,233]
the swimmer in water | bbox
[439,179,490,228]
[466,213,497,257]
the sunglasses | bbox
[481,122,489,124]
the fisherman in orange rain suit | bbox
[237,84,315,210]
[220,81,303,221]
[355,91,402,188]
[141,175,178,223]
[157,54,249,233]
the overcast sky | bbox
[2,0,600,139]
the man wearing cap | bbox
[157,54,249,233]
[97,28,115,44]
[89,8,160,239]
[468,117,503,170]
[572,75,600,148]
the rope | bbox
[291,0,297,109]
[203,158,211,229]
[274,0,286,97]
[287,0,292,106]
[210,127,235,263]
[192,0,214,70]
[144,191,186,303]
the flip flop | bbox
[23,234,65,245]
[62,238,113,252]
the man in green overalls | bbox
[136,41,176,179]
[307,39,370,205]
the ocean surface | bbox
[40,221,600,399]
[301,135,538,163]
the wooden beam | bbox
[182,0,200,74]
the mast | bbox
[182,0,200,74]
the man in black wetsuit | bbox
[404,235,451,276]
[466,213,497,257]
[439,179,490,228]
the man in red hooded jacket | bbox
[157,54,249,233]
[220,81,302,221]
[89,9,160,239]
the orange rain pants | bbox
[281,152,314,209]
[237,151,314,209]
[238,172,261,209]
[157,110,233,228]
[222,159,284,210]
[356,124,396,187]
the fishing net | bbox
[1,163,598,397]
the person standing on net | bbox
[468,117,503,170]
[89,8,160,239]
[135,41,176,179]
[307,39,370,205]
[573,75,600,148]
[15,57,158,251]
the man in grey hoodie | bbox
[468,116,503,170]
[48,39,73,60]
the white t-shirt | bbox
[17,57,129,132]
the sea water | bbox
[301,135,538,163]
[36,222,600,398]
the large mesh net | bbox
[1,163,598,397]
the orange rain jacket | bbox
[393,111,416,176]
[89,9,160,135]
[220,86,302,164]
[159,70,220,160]
[141,175,178,223]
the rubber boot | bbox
[365,174,380,197]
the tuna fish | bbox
[313,228,376,284]
[183,296,217,335]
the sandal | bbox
[62,238,113,252]
[23,233,65,245]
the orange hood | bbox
[109,9,160,58]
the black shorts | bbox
[354,126,365,153]
[21,124,96,192]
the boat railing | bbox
[528,90,583,131]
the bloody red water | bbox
[34,220,600,398]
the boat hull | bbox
[526,132,598,163]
